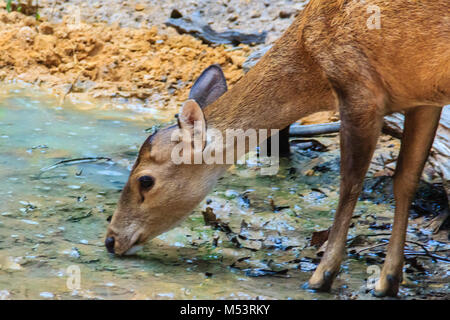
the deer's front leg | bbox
[307,105,383,292]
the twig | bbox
[347,233,392,242]
[404,252,450,262]
[405,240,450,262]
[354,242,388,254]
[405,240,433,256]
[40,156,112,172]
[60,68,84,103]
[289,121,341,137]
[50,0,57,20]
[353,239,450,262]
[424,209,450,234]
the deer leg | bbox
[267,126,291,157]
[374,106,442,297]
[308,105,383,291]
[279,126,291,157]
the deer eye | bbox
[138,176,155,190]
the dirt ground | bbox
[0,8,247,109]
[0,0,333,123]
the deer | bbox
[105,0,450,297]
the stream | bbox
[0,84,448,300]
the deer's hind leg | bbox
[308,97,383,292]
[267,126,291,157]
[374,106,442,297]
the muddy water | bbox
[0,84,448,300]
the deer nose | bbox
[105,237,115,253]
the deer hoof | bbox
[305,271,335,292]
[373,274,400,298]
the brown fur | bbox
[107,0,449,297]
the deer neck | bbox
[203,19,336,135]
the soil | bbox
[0,0,334,122]
[0,10,250,107]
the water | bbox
[0,84,447,300]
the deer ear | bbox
[178,99,207,150]
[189,64,228,108]
[179,100,205,128]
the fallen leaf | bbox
[310,228,330,247]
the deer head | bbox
[105,65,229,255]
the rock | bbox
[7,11,22,24]
[230,55,246,68]
[242,45,271,73]
[279,10,295,19]
[135,4,145,12]
[250,11,261,19]
[165,12,267,46]
[22,16,37,27]
[225,190,240,199]
[40,292,54,299]
[0,12,8,23]
[0,290,10,300]
[125,40,150,52]
[34,34,56,50]
[228,15,238,22]
[69,248,81,259]
[39,22,54,35]
[72,79,96,93]
[170,9,183,19]
[16,26,37,43]
[0,256,22,271]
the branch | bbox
[289,121,341,137]
[40,156,112,172]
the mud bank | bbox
[0,9,248,110]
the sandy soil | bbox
[0,9,250,108]
[0,0,337,123]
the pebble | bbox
[70,248,81,258]
[135,4,145,11]
[21,219,39,225]
[39,292,54,299]
[225,190,239,198]
[0,290,10,300]
[38,22,54,35]
[279,10,294,19]
[170,9,183,19]
[156,292,174,298]
[250,10,261,18]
